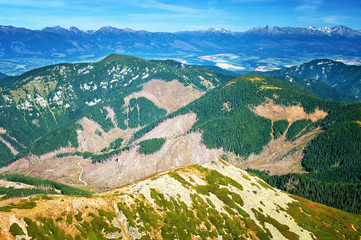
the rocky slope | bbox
[0,160,360,240]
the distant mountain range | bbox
[1,25,361,75]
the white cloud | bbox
[216,63,245,70]
[254,66,269,72]
[134,0,199,14]
[294,0,323,13]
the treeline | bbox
[55,151,93,159]
[55,145,130,164]
[0,174,92,195]
[91,146,130,163]
[248,170,361,214]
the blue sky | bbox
[0,0,360,32]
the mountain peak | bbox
[331,25,357,36]
[67,26,81,33]
[96,25,121,33]
[265,24,273,30]
[207,27,232,33]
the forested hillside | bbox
[261,59,361,99]
[135,74,332,157]
[249,170,361,214]
[0,54,232,166]
[2,57,361,216]
[258,74,358,103]
[131,74,361,214]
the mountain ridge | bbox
[0,54,232,167]
[260,59,361,99]
[1,160,360,239]
[1,24,358,35]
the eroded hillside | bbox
[0,55,232,166]
[1,113,222,191]
[0,75,334,191]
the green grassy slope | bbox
[1,161,360,240]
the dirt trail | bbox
[77,159,87,186]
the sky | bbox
[0,0,360,32]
